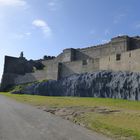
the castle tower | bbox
[62,48,76,62]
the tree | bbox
[43,55,48,60]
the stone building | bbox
[1,35,140,90]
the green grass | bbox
[0,92,140,140]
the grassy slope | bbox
[0,92,140,140]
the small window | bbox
[82,60,87,65]
[129,53,131,57]
[116,54,121,61]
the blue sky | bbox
[0,0,140,80]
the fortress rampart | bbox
[1,35,140,91]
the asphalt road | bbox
[0,95,111,140]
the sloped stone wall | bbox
[18,71,140,100]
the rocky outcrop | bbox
[15,71,140,100]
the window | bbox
[82,60,87,65]
[129,53,131,57]
[116,54,121,61]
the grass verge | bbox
[0,92,140,140]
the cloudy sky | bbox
[0,0,140,80]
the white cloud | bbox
[48,1,56,7]
[25,32,31,36]
[48,0,61,11]
[11,32,32,40]
[101,39,110,44]
[113,14,126,24]
[104,29,110,36]
[32,19,52,37]
[135,24,140,29]
[14,34,24,39]
[0,0,27,7]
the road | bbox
[0,95,111,140]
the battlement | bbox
[111,35,129,41]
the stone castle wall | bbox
[59,59,99,78]
[3,56,33,74]
[1,56,33,90]
[100,48,140,72]
[1,35,140,91]
[1,56,59,90]
[1,58,60,90]
[14,70,47,85]
[75,36,129,60]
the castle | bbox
[1,35,140,91]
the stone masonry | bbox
[1,35,140,91]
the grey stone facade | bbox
[1,35,140,91]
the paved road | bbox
[0,95,111,140]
